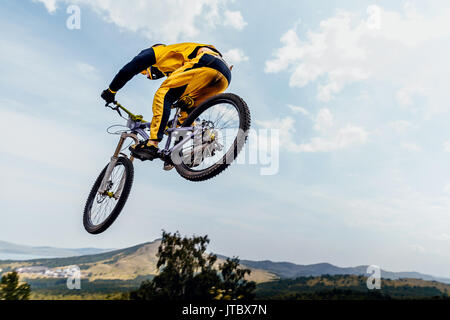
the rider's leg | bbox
[148,67,215,141]
[149,85,187,144]
[130,83,187,160]
[176,69,229,125]
[130,84,185,160]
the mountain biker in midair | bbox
[101,43,232,164]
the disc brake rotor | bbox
[182,120,223,167]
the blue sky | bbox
[2,0,450,278]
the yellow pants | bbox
[150,53,229,141]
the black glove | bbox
[101,88,116,104]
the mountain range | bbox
[1,239,450,285]
[237,259,450,284]
[0,240,114,258]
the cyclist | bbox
[101,43,232,163]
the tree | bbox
[0,271,31,300]
[130,231,256,301]
[212,257,256,300]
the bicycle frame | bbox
[98,101,202,196]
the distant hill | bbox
[0,240,276,283]
[2,239,450,285]
[255,274,450,300]
[0,240,114,258]
[237,259,450,284]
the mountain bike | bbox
[83,93,251,234]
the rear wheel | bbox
[174,93,251,182]
[83,157,134,234]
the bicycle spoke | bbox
[180,101,241,171]
[88,163,126,227]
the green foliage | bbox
[130,231,256,301]
[255,275,450,300]
[212,257,256,300]
[0,271,31,300]
[272,288,391,300]
[27,275,153,297]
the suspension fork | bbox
[98,132,139,195]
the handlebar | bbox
[105,101,147,123]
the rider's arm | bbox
[108,48,157,93]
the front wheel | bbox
[174,93,251,182]
[83,157,134,234]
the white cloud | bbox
[434,233,450,241]
[401,142,422,152]
[265,11,371,102]
[410,244,426,253]
[222,48,249,64]
[255,116,296,152]
[256,109,367,153]
[33,0,57,13]
[443,141,450,152]
[287,104,309,116]
[223,10,247,30]
[296,125,368,153]
[265,5,450,109]
[76,62,99,79]
[34,0,246,42]
[314,108,333,132]
[396,85,428,107]
[388,120,414,134]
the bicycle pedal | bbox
[131,153,146,161]
[129,149,152,161]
